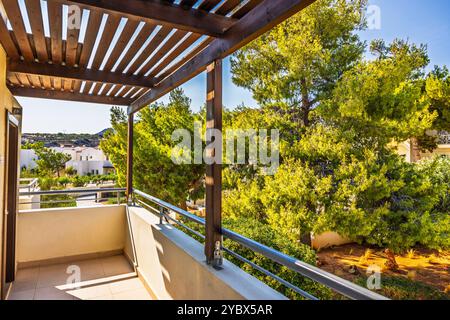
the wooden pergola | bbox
[0,0,316,266]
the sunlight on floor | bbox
[8,255,152,300]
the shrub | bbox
[222,217,334,300]
[71,175,89,187]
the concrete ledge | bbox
[17,205,127,264]
[127,206,287,300]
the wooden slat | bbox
[10,86,132,105]
[92,82,103,95]
[156,37,213,82]
[47,1,63,64]
[113,23,157,73]
[99,83,112,95]
[179,0,197,8]
[138,30,188,76]
[62,78,73,91]
[41,75,51,89]
[116,85,132,97]
[152,0,243,82]
[0,17,20,59]
[83,81,95,93]
[65,4,81,66]
[53,77,62,90]
[102,19,140,72]
[25,0,48,62]
[9,60,155,87]
[147,33,202,78]
[198,0,221,12]
[15,73,30,87]
[233,0,263,18]
[73,79,82,92]
[108,84,124,97]
[126,26,172,75]
[65,0,237,37]
[78,10,103,67]
[2,0,34,61]
[130,0,317,113]
[90,14,122,70]
[215,0,241,15]
[7,73,21,86]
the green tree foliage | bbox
[100,89,204,207]
[231,0,367,127]
[321,39,436,148]
[226,0,449,252]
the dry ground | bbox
[316,244,449,299]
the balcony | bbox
[6,189,386,301]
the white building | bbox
[20,146,114,176]
[20,149,38,170]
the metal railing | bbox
[19,188,126,207]
[133,189,388,300]
[19,178,39,192]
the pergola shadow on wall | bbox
[0,0,316,265]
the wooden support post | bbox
[126,112,134,203]
[205,59,223,266]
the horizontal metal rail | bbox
[19,188,126,197]
[19,188,126,207]
[133,189,388,300]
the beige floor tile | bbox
[34,287,75,300]
[37,264,74,288]
[109,277,143,295]
[12,267,39,292]
[67,283,112,300]
[76,259,105,281]
[16,267,39,282]
[101,256,134,277]
[8,289,35,300]
[10,255,141,300]
[11,279,37,293]
[113,288,152,300]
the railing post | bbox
[205,59,223,267]
[159,206,164,224]
[126,112,134,204]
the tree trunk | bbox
[409,137,422,163]
[300,232,312,246]
[300,78,311,127]
[384,249,399,271]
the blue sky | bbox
[20,0,450,133]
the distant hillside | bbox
[22,129,112,148]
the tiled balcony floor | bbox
[8,255,152,300]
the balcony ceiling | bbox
[0,0,315,109]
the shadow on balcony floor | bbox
[8,255,152,300]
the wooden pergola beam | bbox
[126,113,134,201]
[62,0,237,37]
[9,86,131,106]
[8,61,154,88]
[205,60,223,266]
[128,0,316,114]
